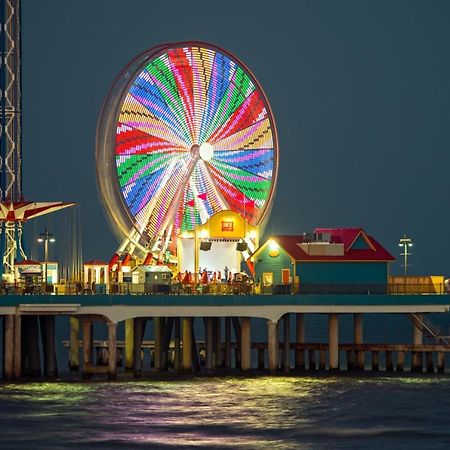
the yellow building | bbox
[177,210,258,280]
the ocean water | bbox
[1,376,450,449]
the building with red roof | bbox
[251,228,395,294]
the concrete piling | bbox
[41,316,58,378]
[328,313,339,370]
[82,319,92,379]
[412,319,423,372]
[205,317,214,372]
[386,351,393,371]
[69,317,80,371]
[241,317,251,371]
[267,320,278,372]
[173,318,181,371]
[224,317,232,370]
[124,318,134,372]
[295,313,305,369]
[283,314,290,372]
[354,314,364,370]
[13,313,21,379]
[107,322,118,380]
[397,351,405,371]
[182,317,193,372]
[133,318,144,377]
[4,315,14,380]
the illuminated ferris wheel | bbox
[96,42,278,258]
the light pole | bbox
[38,228,55,292]
[398,234,413,276]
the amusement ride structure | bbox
[0,0,74,282]
[96,42,278,266]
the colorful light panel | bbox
[114,43,277,241]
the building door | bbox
[282,268,290,285]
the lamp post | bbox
[38,228,55,292]
[398,234,413,276]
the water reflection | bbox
[1,377,450,449]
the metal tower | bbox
[0,0,21,202]
[0,0,74,282]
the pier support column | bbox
[4,315,14,380]
[295,313,305,369]
[437,352,445,374]
[412,317,423,372]
[23,316,41,377]
[82,319,92,379]
[328,314,339,371]
[241,317,251,371]
[214,318,222,368]
[205,317,214,373]
[354,313,364,370]
[174,318,181,371]
[161,317,173,371]
[386,351,393,372]
[107,322,118,380]
[69,317,80,371]
[283,314,290,372]
[13,313,21,379]
[267,320,278,372]
[41,316,58,379]
[397,351,405,372]
[124,318,134,372]
[133,318,143,377]
[182,318,193,372]
[154,317,164,371]
[224,317,232,370]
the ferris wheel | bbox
[96,41,278,259]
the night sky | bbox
[21,0,450,275]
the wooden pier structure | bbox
[1,294,450,380]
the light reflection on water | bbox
[1,377,450,449]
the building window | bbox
[221,220,234,231]
[263,272,273,286]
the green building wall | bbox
[254,245,293,285]
[254,245,389,289]
[296,261,388,285]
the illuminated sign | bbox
[221,221,234,231]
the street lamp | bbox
[398,234,413,276]
[38,228,55,292]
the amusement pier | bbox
[1,1,450,381]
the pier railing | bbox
[0,282,448,296]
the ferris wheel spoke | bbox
[211,117,273,152]
[120,93,188,147]
[210,149,273,180]
[117,149,187,192]
[202,65,256,144]
[129,77,190,143]
[143,154,200,243]
[191,47,214,142]
[144,57,193,144]
[198,52,237,144]
[116,123,186,159]
[200,161,231,211]
[208,90,266,144]
[167,48,197,143]
[133,155,190,227]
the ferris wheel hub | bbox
[190,144,200,157]
[199,142,214,161]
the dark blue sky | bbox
[22,0,450,275]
